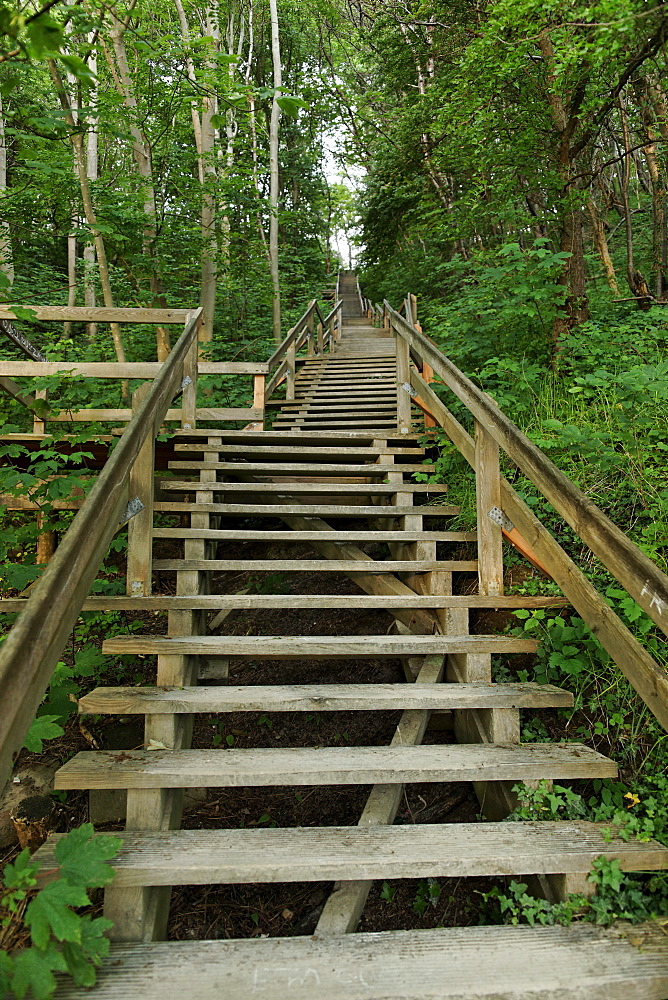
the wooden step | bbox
[170,429,421,441]
[54,742,617,790]
[35,821,667,887]
[172,444,426,456]
[79,681,571,715]
[46,922,668,999]
[154,502,461,516]
[166,462,434,475]
[159,482,449,494]
[151,558,477,573]
[102,634,533,657]
[151,529,476,542]
[0,594,571,613]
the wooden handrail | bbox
[0,308,202,785]
[409,367,668,730]
[265,298,342,373]
[0,361,268,377]
[0,306,192,324]
[386,299,668,641]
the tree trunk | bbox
[0,94,14,290]
[269,0,282,343]
[48,60,126,362]
[108,15,170,358]
[619,96,652,308]
[587,195,620,295]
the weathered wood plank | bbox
[47,922,668,1000]
[54,743,617,790]
[101,634,536,657]
[0,594,568,612]
[0,306,191,323]
[158,481,448,493]
[78,681,570,715]
[35,821,666,887]
[151,559,478,573]
[0,361,266,377]
[151,529,475,542]
[153,503,461,516]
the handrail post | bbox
[286,342,296,398]
[475,419,504,596]
[253,374,266,428]
[395,326,412,434]
[317,319,324,354]
[126,381,155,597]
[422,362,435,428]
[180,313,200,430]
[32,388,47,434]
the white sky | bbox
[322,129,364,268]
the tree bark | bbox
[48,60,126,362]
[269,0,282,343]
[107,15,170,358]
[587,195,620,296]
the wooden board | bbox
[101,635,537,657]
[153,503,461,516]
[151,559,478,573]
[78,681,571,715]
[44,922,668,1000]
[0,361,266,377]
[34,821,666,887]
[158,482,448,493]
[0,305,191,323]
[166,462,434,474]
[172,444,425,456]
[151,529,476,542]
[54,742,617,790]
[0,595,568,612]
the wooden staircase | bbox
[21,275,668,997]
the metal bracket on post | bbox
[119,497,145,526]
[488,506,514,533]
[401,381,413,396]
[171,375,193,402]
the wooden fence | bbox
[358,290,668,731]
[0,301,342,433]
[0,308,204,784]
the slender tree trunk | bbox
[537,31,590,352]
[268,0,282,343]
[108,14,170,357]
[619,96,652,308]
[587,195,620,295]
[0,94,14,289]
[48,60,126,361]
[84,42,98,339]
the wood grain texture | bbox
[54,743,616,790]
[47,922,668,1000]
[34,821,666,887]
[153,503,461,517]
[78,681,572,715]
[101,635,537,657]
[0,594,569,612]
[151,559,478,573]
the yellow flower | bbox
[624,792,640,809]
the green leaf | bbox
[58,54,96,84]
[23,716,63,753]
[25,880,90,949]
[11,945,67,1000]
[276,95,308,117]
[54,825,121,887]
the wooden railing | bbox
[377,296,668,731]
[0,306,267,431]
[264,296,342,403]
[0,309,202,785]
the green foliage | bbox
[0,826,121,999]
